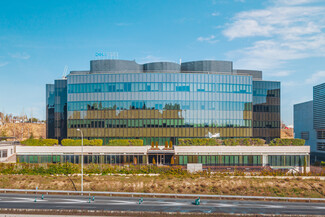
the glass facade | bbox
[47,79,67,142]
[17,154,147,164]
[17,153,308,167]
[268,155,309,167]
[46,84,55,139]
[253,81,281,142]
[313,83,325,129]
[67,73,253,145]
[46,59,281,145]
[176,155,262,166]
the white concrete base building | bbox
[8,145,310,172]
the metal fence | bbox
[0,188,324,202]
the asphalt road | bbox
[0,193,324,215]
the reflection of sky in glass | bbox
[66,73,253,128]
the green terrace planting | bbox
[178,138,223,146]
[21,139,58,146]
[20,138,305,146]
[178,138,305,146]
[269,138,305,146]
[108,139,143,146]
[223,138,265,146]
[61,139,103,146]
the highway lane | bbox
[0,194,324,215]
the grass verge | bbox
[0,174,324,198]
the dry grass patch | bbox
[0,174,324,198]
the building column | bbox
[262,155,268,166]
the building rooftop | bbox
[67,59,263,80]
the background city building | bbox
[47,59,281,144]
[46,79,67,141]
[294,83,325,162]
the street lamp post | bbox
[76,128,83,193]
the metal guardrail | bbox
[0,188,324,202]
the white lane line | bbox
[314,206,325,209]
[259,205,284,208]
[106,200,138,205]
[145,201,189,206]
[213,203,236,207]
[55,199,89,204]
[3,197,48,202]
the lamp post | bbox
[76,128,83,193]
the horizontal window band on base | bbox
[16,154,309,167]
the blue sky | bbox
[0,0,325,125]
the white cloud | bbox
[271,70,293,77]
[223,19,273,39]
[0,62,9,67]
[306,71,325,84]
[9,52,30,60]
[138,55,173,64]
[223,5,325,40]
[274,0,318,6]
[197,35,218,44]
[211,12,220,16]
[222,0,325,70]
[282,81,298,87]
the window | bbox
[301,132,309,140]
[317,130,325,139]
[1,150,7,158]
[317,142,325,151]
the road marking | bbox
[106,200,138,205]
[213,203,236,207]
[146,201,189,206]
[259,205,284,208]
[56,199,89,204]
[314,206,325,209]
[1,197,48,202]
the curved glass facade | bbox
[67,73,253,145]
[46,59,281,145]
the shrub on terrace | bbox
[269,138,305,146]
[21,139,58,146]
[107,139,143,146]
[223,138,266,146]
[61,139,103,146]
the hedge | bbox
[21,139,58,146]
[108,139,143,146]
[0,163,186,175]
[61,139,103,146]
[269,138,305,146]
[179,138,266,146]
[178,138,223,146]
[223,138,266,146]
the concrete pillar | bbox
[262,155,268,166]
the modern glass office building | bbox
[252,81,281,141]
[47,59,281,144]
[294,82,325,163]
[46,79,67,141]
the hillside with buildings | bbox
[281,128,294,138]
[0,123,45,141]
